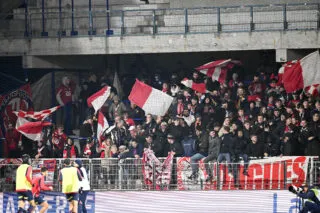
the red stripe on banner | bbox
[218,67,228,83]
[196,59,231,70]
[191,82,206,93]
[40,109,51,114]
[206,68,215,77]
[87,86,109,107]
[282,61,304,93]
[17,121,52,134]
[128,79,152,108]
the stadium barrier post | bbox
[70,0,78,36]
[283,4,288,30]
[121,11,125,36]
[57,0,66,37]
[152,161,156,190]
[283,161,287,190]
[105,0,113,36]
[217,162,220,190]
[318,4,320,30]
[88,0,96,35]
[217,7,221,33]
[41,0,48,36]
[24,0,29,37]
[152,9,156,35]
[184,8,189,34]
[250,6,254,31]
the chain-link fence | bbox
[1,157,318,192]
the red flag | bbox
[305,84,320,96]
[87,86,111,113]
[17,121,52,141]
[13,106,60,121]
[196,59,241,83]
[97,111,109,144]
[181,78,207,93]
[129,79,173,116]
[283,51,320,93]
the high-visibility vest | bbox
[16,164,32,191]
[305,188,320,204]
[61,167,79,194]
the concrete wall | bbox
[0,31,319,56]
[170,0,320,8]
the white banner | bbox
[95,190,300,213]
[177,156,314,190]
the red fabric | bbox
[17,121,51,134]
[63,145,76,158]
[32,175,51,196]
[282,61,304,93]
[177,103,184,115]
[217,67,228,83]
[14,106,61,121]
[125,118,135,127]
[128,79,152,108]
[196,59,232,70]
[56,85,73,105]
[52,130,67,150]
[84,145,92,156]
[87,86,110,107]
[5,129,19,151]
[191,82,206,93]
[247,95,260,102]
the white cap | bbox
[128,126,136,131]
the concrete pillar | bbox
[275,49,288,63]
[276,49,318,62]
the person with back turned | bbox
[32,167,53,213]
[73,159,90,213]
[16,154,36,213]
[59,158,83,213]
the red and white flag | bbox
[87,86,111,113]
[15,117,29,129]
[17,121,52,141]
[13,106,61,121]
[282,51,320,93]
[181,78,207,93]
[129,79,173,116]
[305,84,320,96]
[97,111,109,144]
[277,65,285,86]
[196,59,241,83]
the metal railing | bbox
[0,3,319,38]
[1,157,318,192]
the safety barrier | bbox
[0,156,318,192]
[0,3,319,38]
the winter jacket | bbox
[219,133,234,155]
[207,136,221,159]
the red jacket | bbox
[63,145,77,158]
[52,131,67,150]
[32,175,51,197]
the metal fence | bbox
[0,3,319,38]
[1,157,319,192]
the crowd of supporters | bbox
[4,68,320,167]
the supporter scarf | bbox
[142,149,174,190]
